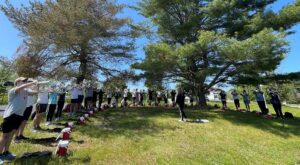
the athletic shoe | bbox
[178,119,184,122]
[3,151,16,160]
[0,158,3,164]
[45,122,51,126]
[31,128,38,133]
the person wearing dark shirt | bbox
[148,89,153,106]
[171,90,176,107]
[268,88,284,119]
[176,89,187,122]
[55,88,66,120]
[97,89,104,110]
[92,88,98,107]
[219,91,227,110]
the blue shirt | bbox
[255,92,265,101]
[48,91,58,105]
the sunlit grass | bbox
[1,103,300,164]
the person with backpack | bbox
[268,88,284,119]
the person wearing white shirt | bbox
[32,85,49,132]
[231,90,240,110]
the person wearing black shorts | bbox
[55,88,66,121]
[0,77,37,161]
[219,91,227,110]
[15,84,37,142]
[170,90,176,107]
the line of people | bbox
[219,88,284,119]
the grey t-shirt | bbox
[3,88,28,118]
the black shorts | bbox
[1,114,23,133]
[86,97,92,101]
[78,95,84,103]
[222,100,226,105]
[37,103,48,113]
[23,106,33,121]
[71,99,78,104]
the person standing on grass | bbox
[157,90,162,106]
[70,85,79,116]
[171,89,176,107]
[77,86,84,111]
[14,79,37,142]
[46,84,59,125]
[139,89,145,106]
[148,89,153,106]
[176,88,187,122]
[163,90,168,107]
[254,89,268,115]
[241,90,250,112]
[0,77,37,161]
[268,88,284,119]
[132,89,137,106]
[85,86,93,110]
[97,88,104,110]
[32,85,49,132]
[92,87,98,108]
[107,89,113,105]
[231,90,240,110]
[115,88,121,107]
[219,90,227,110]
[55,88,66,121]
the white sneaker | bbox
[45,122,51,126]
[31,128,37,133]
[178,119,184,122]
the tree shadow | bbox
[75,108,179,140]
[203,109,300,138]
[23,137,58,147]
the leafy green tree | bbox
[133,0,300,108]
[1,0,137,83]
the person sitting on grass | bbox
[231,90,240,111]
[0,77,37,162]
[14,78,37,142]
[219,90,227,110]
[268,88,284,119]
[32,85,48,132]
[176,88,187,122]
[241,90,250,112]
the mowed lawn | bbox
[1,102,300,165]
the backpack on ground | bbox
[284,112,294,119]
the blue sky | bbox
[0,0,299,81]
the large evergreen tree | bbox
[133,0,300,108]
[1,0,137,83]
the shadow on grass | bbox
[24,137,57,147]
[75,106,300,139]
[202,109,300,138]
[75,107,180,140]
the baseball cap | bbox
[14,77,28,85]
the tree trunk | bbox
[77,52,87,84]
[198,88,208,109]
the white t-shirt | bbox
[37,91,48,104]
[232,93,239,100]
[157,91,162,98]
[27,95,36,107]
[123,90,128,97]
[132,91,137,97]
[71,88,79,99]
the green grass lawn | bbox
[1,102,300,165]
